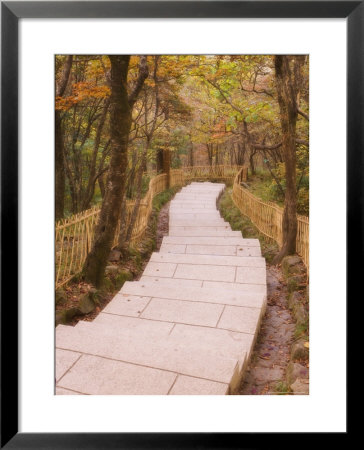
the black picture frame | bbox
[1,1,356,447]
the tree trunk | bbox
[83,56,132,287]
[82,98,110,210]
[156,148,164,173]
[163,148,171,189]
[272,55,298,265]
[249,150,256,175]
[55,55,73,219]
[124,149,147,244]
[55,110,65,220]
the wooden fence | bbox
[232,167,309,273]
[55,165,246,289]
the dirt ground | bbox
[239,265,295,394]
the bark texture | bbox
[272,56,299,264]
[55,55,73,220]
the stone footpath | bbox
[56,182,267,395]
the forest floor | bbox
[239,265,294,394]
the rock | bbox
[291,340,309,361]
[77,292,95,314]
[114,269,133,289]
[105,265,119,274]
[109,249,121,262]
[55,307,78,326]
[55,288,67,305]
[282,255,302,278]
[286,362,309,385]
[290,378,309,395]
[288,291,302,310]
[55,310,66,325]
[293,303,308,326]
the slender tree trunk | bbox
[124,148,147,243]
[249,150,256,175]
[82,98,110,210]
[272,55,298,264]
[55,55,73,220]
[55,111,65,220]
[156,148,164,173]
[163,148,171,188]
[83,56,132,287]
[189,143,194,166]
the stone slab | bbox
[102,294,151,317]
[56,325,240,384]
[217,306,262,334]
[56,348,82,382]
[58,354,177,395]
[122,280,266,309]
[143,261,177,278]
[138,276,203,288]
[235,267,267,285]
[170,323,253,369]
[186,244,237,256]
[160,243,187,254]
[169,229,241,237]
[141,297,224,327]
[236,246,262,257]
[56,387,82,395]
[174,264,236,282]
[169,375,228,395]
[169,220,226,227]
[84,314,174,336]
[203,280,267,295]
[151,252,266,268]
[163,236,251,245]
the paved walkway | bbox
[56,182,267,395]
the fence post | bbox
[163,148,171,189]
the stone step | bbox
[168,228,241,238]
[139,275,266,294]
[102,293,151,317]
[169,375,228,395]
[56,348,82,382]
[97,297,263,337]
[169,220,227,227]
[56,323,243,386]
[162,236,260,246]
[59,317,252,372]
[57,354,177,395]
[122,280,266,309]
[95,295,223,327]
[150,252,266,267]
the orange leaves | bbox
[55,82,110,110]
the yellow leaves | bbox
[304,342,309,349]
[55,82,110,110]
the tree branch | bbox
[128,56,149,107]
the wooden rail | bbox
[232,167,309,273]
[55,165,245,289]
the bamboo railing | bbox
[232,167,309,273]
[55,165,245,289]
